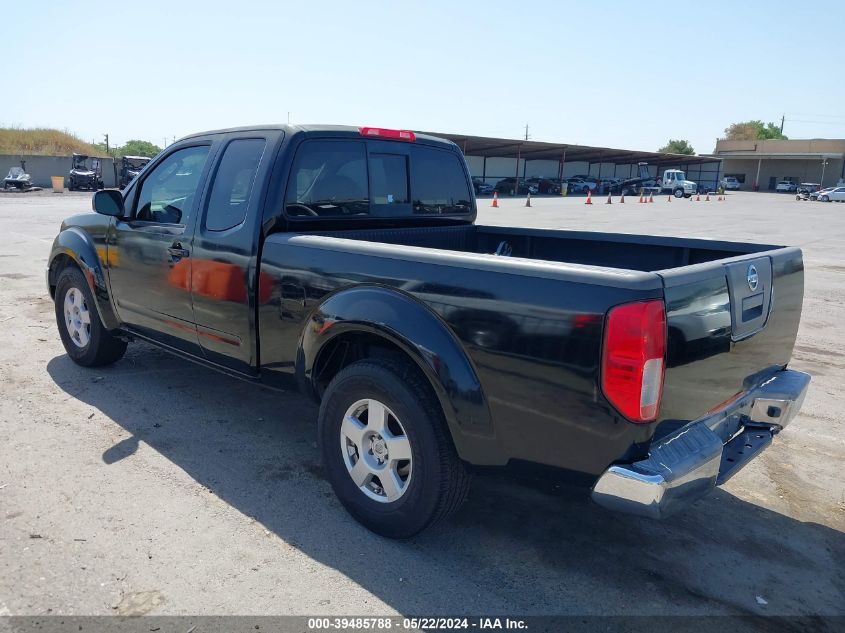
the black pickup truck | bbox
[48,125,810,538]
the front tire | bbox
[821,195,830,202]
[54,266,127,367]
[674,188,684,198]
[318,358,470,538]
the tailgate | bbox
[656,246,804,424]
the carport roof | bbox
[418,131,718,165]
[707,151,845,160]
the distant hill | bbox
[0,127,108,157]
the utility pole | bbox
[524,124,530,141]
[103,134,110,155]
[163,137,168,148]
[780,114,785,134]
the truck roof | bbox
[178,124,459,150]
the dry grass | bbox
[0,127,108,157]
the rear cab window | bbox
[286,140,369,218]
[285,136,473,219]
[410,146,472,215]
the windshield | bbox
[6,167,24,178]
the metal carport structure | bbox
[418,131,723,193]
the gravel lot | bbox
[0,190,842,618]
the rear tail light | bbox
[359,127,416,142]
[601,299,666,422]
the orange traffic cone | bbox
[492,191,499,208]
[619,192,625,203]
[696,193,700,201]
[606,191,612,204]
[525,192,531,207]
[585,190,593,205]
[705,193,710,201]
[648,192,654,203]
[638,190,644,203]
[667,195,672,203]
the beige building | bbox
[711,139,845,190]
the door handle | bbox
[167,242,190,259]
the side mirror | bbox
[92,189,125,217]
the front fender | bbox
[48,227,120,331]
[301,285,499,464]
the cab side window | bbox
[205,138,266,231]
[135,145,210,225]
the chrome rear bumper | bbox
[591,369,810,519]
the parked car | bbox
[566,177,596,193]
[48,124,810,538]
[525,177,561,194]
[472,177,494,195]
[809,187,835,201]
[818,186,845,202]
[720,177,741,191]
[571,174,599,189]
[495,177,537,195]
[776,181,798,193]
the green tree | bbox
[90,142,110,156]
[658,139,695,155]
[118,139,162,157]
[724,120,787,141]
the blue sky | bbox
[3,0,844,154]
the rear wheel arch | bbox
[309,326,471,448]
[300,286,496,462]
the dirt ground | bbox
[0,190,842,618]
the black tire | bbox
[318,358,470,538]
[674,188,684,198]
[54,266,127,367]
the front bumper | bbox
[591,369,810,519]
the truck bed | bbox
[259,223,803,477]
[313,224,781,272]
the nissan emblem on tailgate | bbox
[747,264,759,291]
